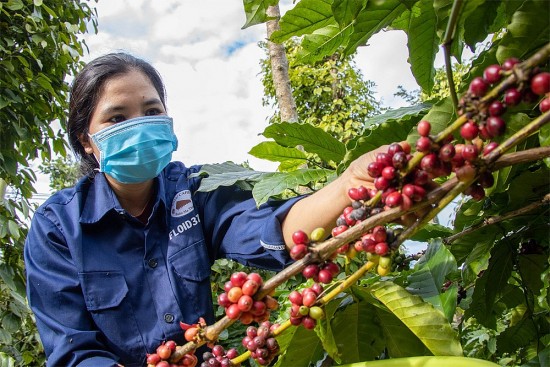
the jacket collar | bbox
[79,173,169,226]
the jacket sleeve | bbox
[24,211,121,367]
[198,185,305,271]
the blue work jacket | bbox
[24,161,300,367]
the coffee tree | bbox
[0,1,97,365]
[146,1,549,366]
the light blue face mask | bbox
[89,115,178,184]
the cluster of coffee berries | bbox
[200,345,239,367]
[241,321,280,366]
[289,227,326,260]
[180,317,207,343]
[350,225,400,276]
[301,259,339,284]
[288,283,325,329]
[414,119,496,201]
[146,340,198,367]
[461,59,550,141]
[217,271,278,324]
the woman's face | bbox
[80,69,167,158]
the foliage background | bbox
[0,0,549,366]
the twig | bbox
[484,111,550,164]
[441,0,464,111]
[443,193,550,244]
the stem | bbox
[484,110,550,164]
[319,261,377,304]
[394,179,474,247]
[441,0,464,111]
[443,193,550,244]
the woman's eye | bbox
[145,108,162,116]
[108,115,126,123]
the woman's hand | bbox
[281,145,389,247]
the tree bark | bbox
[266,5,298,123]
[0,178,6,201]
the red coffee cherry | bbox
[504,87,522,106]
[416,136,432,152]
[417,120,431,137]
[292,230,309,245]
[469,77,488,97]
[483,64,502,84]
[539,97,550,113]
[502,57,520,70]
[460,121,479,140]
[485,116,506,137]
[488,100,506,116]
[530,72,550,95]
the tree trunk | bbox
[266,5,298,123]
[0,179,6,201]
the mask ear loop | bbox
[86,133,101,172]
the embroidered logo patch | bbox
[171,190,194,217]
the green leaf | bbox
[363,103,432,129]
[6,0,24,11]
[462,0,501,49]
[248,141,307,169]
[1,314,20,334]
[337,356,504,367]
[404,0,439,93]
[496,317,538,354]
[252,169,333,206]
[496,0,550,62]
[518,254,546,298]
[409,223,453,242]
[190,162,266,193]
[351,286,431,357]
[262,122,346,163]
[369,281,463,356]
[7,220,20,240]
[297,23,353,64]
[457,226,497,284]
[465,242,514,328]
[0,352,16,367]
[316,295,346,363]
[0,329,13,345]
[241,0,278,29]
[270,0,334,42]
[539,122,550,168]
[273,324,324,367]
[333,0,365,28]
[406,240,458,321]
[344,0,407,55]
[521,346,550,367]
[339,108,422,173]
[330,300,386,362]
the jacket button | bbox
[148,258,158,268]
[164,313,174,323]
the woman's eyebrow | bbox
[143,98,163,106]
[98,98,163,115]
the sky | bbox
[33,0,421,196]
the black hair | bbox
[67,52,167,176]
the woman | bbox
[24,52,382,367]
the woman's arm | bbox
[281,146,387,247]
[24,212,122,367]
